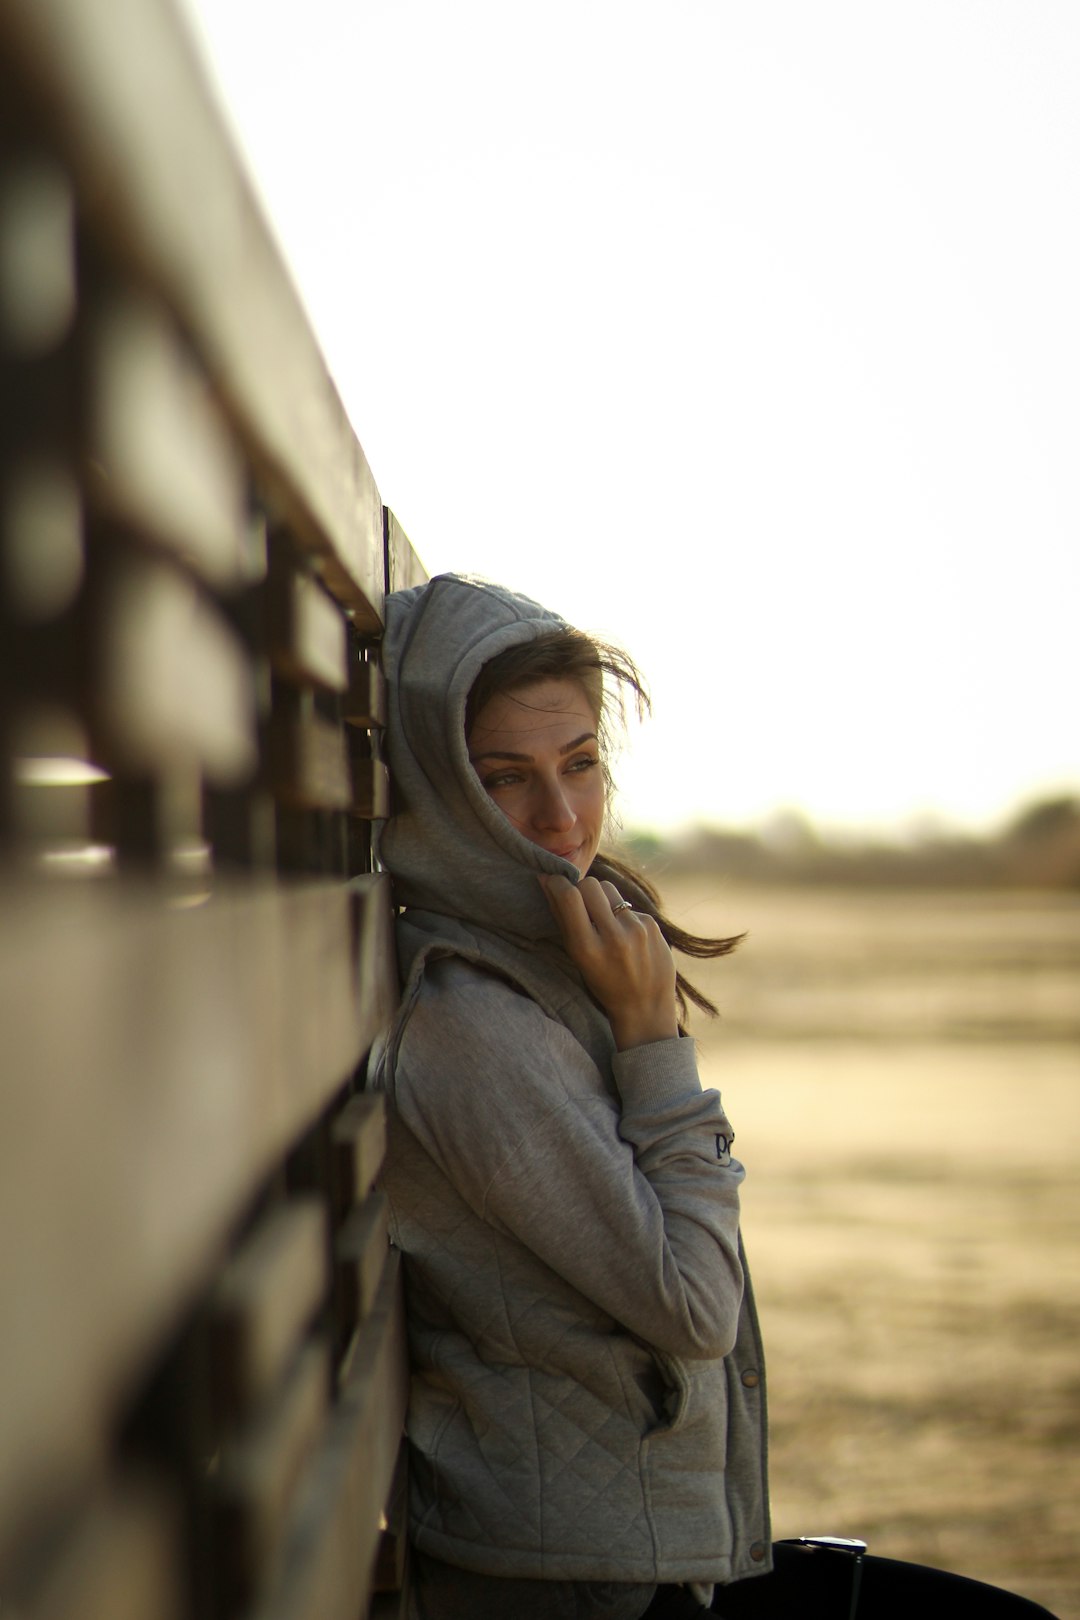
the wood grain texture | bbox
[0,871,396,1570]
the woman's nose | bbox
[532,777,575,830]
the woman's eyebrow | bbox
[469,732,597,765]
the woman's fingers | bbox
[578,876,635,931]
[540,874,679,1050]
[539,873,597,955]
[542,876,648,965]
[541,875,628,941]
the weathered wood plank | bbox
[336,1194,390,1333]
[355,873,398,1060]
[213,1202,328,1419]
[343,661,386,730]
[383,508,427,599]
[383,509,427,597]
[0,871,397,1572]
[271,714,352,811]
[0,152,76,357]
[95,551,257,786]
[331,1093,387,1209]
[0,454,83,626]
[351,759,391,820]
[86,292,252,590]
[270,569,350,694]
[257,1253,407,1620]
[0,0,385,625]
[217,1342,330,1609]
[371,1444,408,1594]
[9,1476,184,1620]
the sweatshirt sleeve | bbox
[388,959,745,1360]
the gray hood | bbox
[376,573,589,946]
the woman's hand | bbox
[540,875,679,1050]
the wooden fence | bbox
[0,1,423,1613]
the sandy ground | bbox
[662,880,1080,1617]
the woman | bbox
[369,574,1055,1620]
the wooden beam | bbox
[331,1094,387,1209]
[355,874,398,1053]
[371,1445,409,1594]
[0,0,385,626]
[216,1343,331,1611]
[8,1476,185,1620]
[94,550,257,786]
[0,151,76,358]
[336,1194,391,1335]
[0,871,396,1570]
[85,291,252,591]
[383,509,427,597]
[257,1254,407,1620]
[343,662,387,731]
[212,1202,328,1419]
[270,570,350,695]
[351,759,391,821]
[270,714,353,812]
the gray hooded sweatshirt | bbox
[369,575,770,1594]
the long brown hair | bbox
[466,628,742,1024]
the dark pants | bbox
[413,1544,1058,1620]
[645,1541,1058,1619]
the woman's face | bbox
[467,677,605,875]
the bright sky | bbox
[180,0,1079,835]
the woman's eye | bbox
[482,770,522,790]
[566,755,599,775]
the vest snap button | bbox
[741,1369,760,1388]
[750,1541,767,1562]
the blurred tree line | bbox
[621,794,1080,889]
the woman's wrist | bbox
[610,1013,680,1051]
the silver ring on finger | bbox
[611,899,633,914]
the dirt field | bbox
[663,880,1080,1617]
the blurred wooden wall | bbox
[0,1,424,1614]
